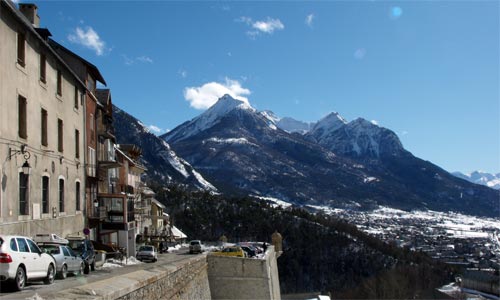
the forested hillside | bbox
[151,184,455,298]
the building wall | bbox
[207,246,281,300]
[0,3,85,237]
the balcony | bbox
[98,194,135,231]
[98,119,115,140]
[88,206,107,228]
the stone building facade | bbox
[0,1,86,236]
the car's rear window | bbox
[140,246,153,251]
[190,241,200,245]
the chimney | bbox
[18,3,40,28]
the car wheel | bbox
[59,264,67,279]
[84,262,90,274]
[13,266,26,291]
[44,264,55,285]
[90,260,96,271]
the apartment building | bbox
[47,38,107,240]
[0,1,86,236]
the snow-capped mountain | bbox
[112,105,217,191]
[453,171,500,190]
[162,94,500,217]
[165,95,256,144]
[307,113,405,159]
[260,111,313,134]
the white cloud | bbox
[147,125,163,134]
[122,55,153,66]
[184,78,251,110]
[252,18,284,33]
[68,26,106,56]
[371,120,379,125]
[136,56,153,64]
[305,14,315,27]
[237,16,284,37]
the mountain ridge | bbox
[160,95,499,217]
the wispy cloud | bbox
[178,69,188,78]
[122,55,153,66]
[237,16,284,38]
[147,125,164,135]
[371,120,379,126]
[68,26,106,56]
[354,48,367,60]
[184,77,251,110]
[305,14,315,27]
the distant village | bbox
[326,207,500,296]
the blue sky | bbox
[32,0,499,174]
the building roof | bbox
[95,89,111,107]
[47,39,107,86]
[151,199,166,210]
[171,226,187,239]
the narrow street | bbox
[0,248,202,300]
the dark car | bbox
[239,245,256,257]
[67,237,95,274]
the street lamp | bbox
[9,144,31,175]
[94,199,99,208]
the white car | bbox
[0,235,56,290]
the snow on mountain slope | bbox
[453,171,500,190]
[112,105,217,191]
[164,94,256,143]
[308,115,405,159]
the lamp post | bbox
[9,144,31,175]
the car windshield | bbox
[190,241,200,245]
[139,246,153,251]
[68,240,84,254]
[41,245,60,255]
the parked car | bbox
[239,245,256,257]
[67,237,95,274]
[136,245,158,262]
[189,240,202,254]
[211,246,246,258]
[39,244,84,279]
[0,235,56,291]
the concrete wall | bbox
[53,255,210,300]
[207,246,281,300]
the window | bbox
[42,176,49,214]
[75,181,80,211]
[75,129,80,159]
[41,109,47,146]
[40,54,46,83]
[19,172,29,215]
[26,239,41,254]
[57,70,62,96]
[18,96,27,139]
[89,113,95,142]
[74,86,78,109]
[88,147,96,177]
[10,239,18,251]
[17,32,25,67]
[16,238,29,253]
[58,119,63,152]
[59,178,64,212]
